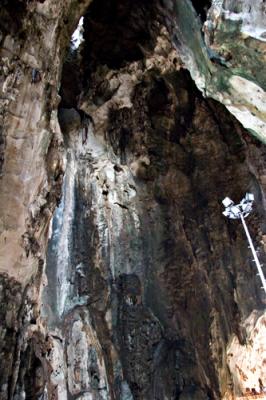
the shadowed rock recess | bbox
[0,0,266,399]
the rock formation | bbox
[0,0,266,399]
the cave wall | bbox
[163,0,266,142]
[0,0,266,399]
[0,0,92,398]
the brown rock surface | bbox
[0,1,266,399]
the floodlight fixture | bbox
[231,206,241,217]
[222,197,234,208]
[245,193,254,202]
[222,210,230,217]
[222,193,266,294]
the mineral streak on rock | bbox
[0,0,266,399]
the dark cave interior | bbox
[82,0,158,70]
[190,0,212,22]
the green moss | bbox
[215,30,266,90]
[215,19,242,40]
[229,68,255,83]
[171,1,266,143]
[212,70,231,93]
[173,0,212,79]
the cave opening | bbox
[59,0,160,110]
[71,16,84,50]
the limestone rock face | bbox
[0,1,266,400]
[202,0,266,142]
[164,0,266,142]
[0,0,92,397]
[227,311,266,396]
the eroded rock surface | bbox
[0,0,266,399]
[202,0,266,142]
[164,0,266,142]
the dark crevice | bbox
[82,0,159,72]
[190,0,212,23]
[114,202,129,210]
[0,0,27,35]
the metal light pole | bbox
[222,193,266,294]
